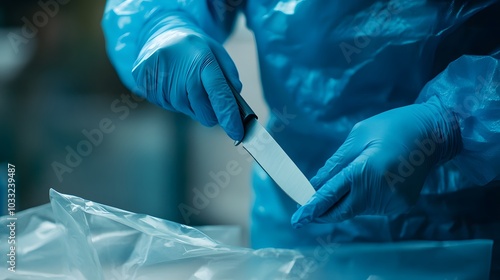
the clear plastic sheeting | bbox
[0,189,493,280]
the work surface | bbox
[0,190,493,280]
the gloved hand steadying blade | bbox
[132,13,244,141]
[291,96,462,228]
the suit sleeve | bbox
[101,0,242,92]
[416,52,500,185]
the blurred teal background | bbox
[0,0,268,246]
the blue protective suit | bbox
[102,0,500,277]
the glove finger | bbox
[310,135,358,189]
[313,155,368,223]
[313,194,356,223]
[210,41,242,93]
[292,167,351,228]
[187,72,218,127]
[158,50,195,119]
[169,87,197,119]
[201,54,244,141]
[134,62,177,112]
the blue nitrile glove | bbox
[292,96,462,228]
[132,13,243,140]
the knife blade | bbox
[228,84,315,205]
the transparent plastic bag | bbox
[0,189,493,279]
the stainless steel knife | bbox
[229,85,316,205]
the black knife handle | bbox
[227,82,258,146]
[228,83,257,124]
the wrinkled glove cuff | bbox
[421,95,463,164]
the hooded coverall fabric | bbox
[102,0,500,276]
